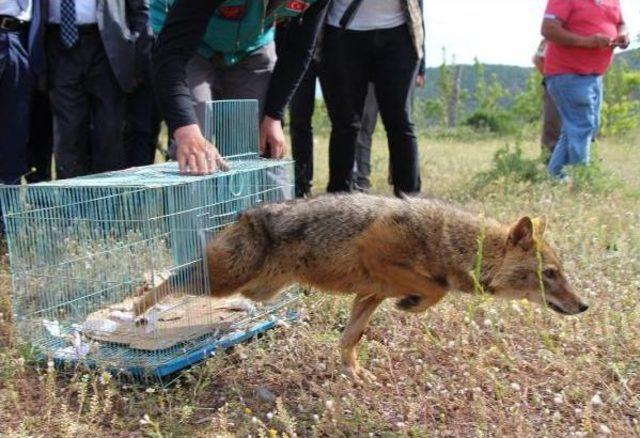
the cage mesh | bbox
[0,100,297,378]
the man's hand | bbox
[581,34,612,48]
[415,74,426,88]
[613,32,630,49]
[259,116,286,158]
[174,124,229,175]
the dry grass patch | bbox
[1,132,639,436]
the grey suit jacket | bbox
[96,0,152,92]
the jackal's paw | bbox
[342,365,377,386]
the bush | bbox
[471,142,546,193]
[565,144,621,194]
[464,110,517,135]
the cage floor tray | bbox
[84,294,256,351]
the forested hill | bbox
[417,48,640,103]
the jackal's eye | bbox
[543,268,557,280]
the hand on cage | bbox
[259,116,286,159]
[174,124,230,175]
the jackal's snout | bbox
[545,285,589,315]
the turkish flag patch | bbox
[285,0,310,13]
[216,5,247,20]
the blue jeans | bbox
[545,74,603,178]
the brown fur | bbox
[135,194,588,383]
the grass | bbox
[1,129,640,437]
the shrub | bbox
[464,110,517,135]
[471,142,546,193]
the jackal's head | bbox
[488,216,588,315]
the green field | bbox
[1,131,639,437]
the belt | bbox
[0,15,30,31]
[47,23,99,34]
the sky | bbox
[425,0,640,67]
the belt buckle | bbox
[0,17,10,31]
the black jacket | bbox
[152,0,330,134]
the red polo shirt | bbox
[543,0,624,76]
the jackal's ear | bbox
[508,216,534,250]
[532,216,547,237]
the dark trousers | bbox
[353,83,378,192]
[124,79,161,167]
[289,61,317,197]
[47,27,126,179]
[0,28,33,184]
[321,24,421,196]
[542,83,561,159]
[26,89,53,182]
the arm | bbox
[533,55,544,74]
[614,22,629,48]
[416,0,426,87]
[152,0,228,174]
[541,18,611,48]
[152,0,223,134]
[260,0,329,158]
[532,40,545,74]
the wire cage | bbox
[0,100,297,379]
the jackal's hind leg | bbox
[340,294,383,385]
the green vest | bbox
[151,0,320,66]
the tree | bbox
[437,48,464,127]
[601,59,640,136]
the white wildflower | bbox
[598,424,611,435]
[590,393,603,407]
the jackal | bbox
[136,194,588,383]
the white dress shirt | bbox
[48,0,97,25]
[327,0,406,31]
[0,0,33,21]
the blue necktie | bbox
[60,0,79,48]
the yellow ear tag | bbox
[531,217,546,252]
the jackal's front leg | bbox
[340,294,383,385]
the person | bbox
[124,8,160,168]
[533,39,562,163]
[321,0,425,196]
[351,83,378,193]
[0,0,46,186]
[26,88,53,182]
[352,65,426,193]
[152,0,330,176]
[46,0,151,178]
[276,21,320,198]
[151,0,276,157]
[541,0,628,178]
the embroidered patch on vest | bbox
[285,0,309,13]
[216,5,247,20]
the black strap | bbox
[339,0,364,29]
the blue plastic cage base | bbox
[47,307,299,381]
